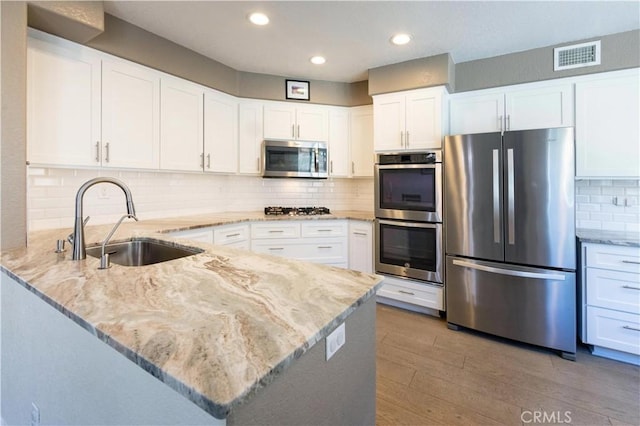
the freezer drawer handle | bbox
[398,290,415,296]
[622,325,640,332]
[622,285,640,290]
[621,260,640,265]
[452,259,566,281]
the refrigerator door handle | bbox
[492,149,500,243]
[507,148,515,245]
[452,259,566,281]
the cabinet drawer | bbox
[168,227,213,244]
[585,243,640,273]
[222,240,250,250]
[587,268,640,313]
[586,306,640,355]
[376,276,443,310]
[251,239,302,258]
[301,221,347,238]
[251,222,301,239]
[213,224,249,246]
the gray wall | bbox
[455,30,640,92]
[368,53,454,95]
[227,297,377,426]
[27,1,104,43]
[1,1,27,250]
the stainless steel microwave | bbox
[262,140,328,179]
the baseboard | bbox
[591,346,640,366]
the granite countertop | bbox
[0,210,381,419]
[576,228,640,247]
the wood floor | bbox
[375,304,640,426]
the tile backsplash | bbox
[27,167,374,231]
[576,179,639,232]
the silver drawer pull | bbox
[318,229,332,232]
[622,325,640,332]
[621,260,640,265]
[622,285,640,290]
[317,246,333,249]
[353,232,367,236]
[225,233,240,238]
[268,247,284,251]
[268,230,284,233]
[398,290,415,295]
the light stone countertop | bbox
[0,210,381,419]
[576,228,640,247]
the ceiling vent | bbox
[554,40,601,71]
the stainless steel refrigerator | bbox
[444,128,576,360]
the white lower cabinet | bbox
[168,227,214,244]
[349,221,373,273]
[581,242,640,365]
[251,221,348,267]
[376,274,444,312]
[213,224,250,249]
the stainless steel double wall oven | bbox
[374,151,443,285]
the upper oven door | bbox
[374,163,442,222]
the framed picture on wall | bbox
[285,80,310,100]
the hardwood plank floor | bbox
[376,304,640,425]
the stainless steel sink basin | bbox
[86,238,204,267]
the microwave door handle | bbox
[314,147,319,172]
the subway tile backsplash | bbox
[27,168,374,231]
[576,179,640,232]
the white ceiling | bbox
[103,1,640,83]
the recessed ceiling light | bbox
[310,56,326,65]
[391,33,412,45]
[248,12,269,26]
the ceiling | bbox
[103,1,640,83]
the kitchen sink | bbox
[86,238,204,267]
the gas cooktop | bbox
[264,206,331,216]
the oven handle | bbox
[377,219,440,229]
[375,163,440,170]
[452,259,566,281]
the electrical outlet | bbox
[326,322,346,361]
[31,402,40,426]
[98,186,109,200]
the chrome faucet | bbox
[71,177,137,260]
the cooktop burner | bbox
[264,206,331,216]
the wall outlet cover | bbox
[325,322,346,361]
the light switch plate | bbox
[326,322,346,361]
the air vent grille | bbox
[554,41,601,71]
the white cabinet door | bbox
[204,90,238,173]
[263,103,296,140]
[373,93,405,151]
[238,100,264,175]
[350,105,374,177]
[405,88,444,149]
[449,92,504,135]
[27,32,102,167]
[296,105,329,141]
[576,70,640,178]
[102,59,160,169]
[328,107,350,177]
[505,83,574,131]
[349,221,373,273]
[160,76,203,172]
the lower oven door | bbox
[375,219,443,284]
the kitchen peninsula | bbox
[1,211,382,425]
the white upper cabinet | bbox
[449,82,574,135]
[238,100,264,175]
[102,59,161,169]
[204,90,238,173]
[328,107,351,177]
[160,76,204,172]
[263,102,328,141]
[27,32,102,167]
[576,69,640,178]
[374,86,447,151]
[350,105,374,177]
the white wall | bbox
[27,167,374,231]
[576,179,640,232]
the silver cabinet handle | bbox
[104,142,110,163]
[398,290,415,295]
[353,232,367,236]
[268,247,284,251]
[622,260,640,265]
[623,325,640,332]
[400,131,404,147]
[352,161,355,174]
[622,285,640,290]
[317,246,333,249]
[95,142,100,163]
[200,153,204,168]
[506,115,511,131]
[330,160,334,174]
[225,233,241,238]
[507,148,515,245]
[406,131,410,147]
[492,149,500,244]
[297,124,300,139]
[207,153,211,169]
[498,115,503,132]
[268,230,284,233]
[292,124,295,138]
[452,258,566,281]
[257,157,261,173]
